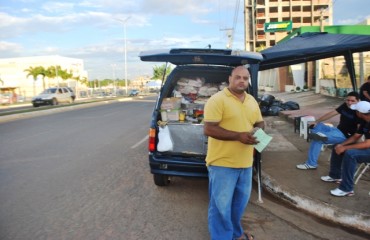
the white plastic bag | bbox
[157,125,174,152]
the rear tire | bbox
[33,103,39,107]
[153,174,170,186]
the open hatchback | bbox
[139,48,263,186]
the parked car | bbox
[0,93,12,105]
[139,48,263,186]
[129,89,139,96]
[31,87,74,107]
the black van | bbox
[139,48,263,186]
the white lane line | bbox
[131,135,149,149]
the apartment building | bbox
[245,0,332,51]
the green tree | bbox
[45,66,72,86]
[24,66,47,90]
[73,75,88,86]
[152,64,172,80]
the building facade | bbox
[245,0,332,51]
[245,0,370,96]
[0,55,88,100]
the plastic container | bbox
[161,110,168,121]
[167,109,180,121]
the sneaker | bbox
[321,176,342,183]
[296,163,317,170]
[330,188,354,197]
[309,132,328,142]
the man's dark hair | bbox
[347,91,360,100]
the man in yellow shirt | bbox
[204,65,264,240]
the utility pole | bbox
[220,28,234,49]
[319,9,325,32]
[244,0,255,51]
[111,63,116,95]
[114,16,131,95]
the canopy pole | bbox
[344,51,357,92]
[249,63,260,98]
[249,63,263,203]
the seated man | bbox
[321,101,370,197]
[297,92,360,170]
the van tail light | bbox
[149,128,156,152]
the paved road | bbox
[0,98,367,240]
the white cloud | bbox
[0,41,23,56]
[336,14,369,25]
[139,0,212,15]
[41,2,75,13]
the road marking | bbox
[131,135,149,149]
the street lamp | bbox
[111,63,116,95]
[115,16,131,95]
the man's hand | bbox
[238,132,259,145]
[335,144,346,155]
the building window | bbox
[292,6,301,12]
[270,7,278,13]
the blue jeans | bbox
[305,123,347,167]
[208,166,252,240]
[329,148,370,191]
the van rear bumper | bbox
[149,153,208,178]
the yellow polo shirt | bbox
[204,88,263,168]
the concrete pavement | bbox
[259,90,370,234]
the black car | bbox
[139,48,263,186]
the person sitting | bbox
[296,92,360,170]
[321,101,370,197]
[359,75,370,102]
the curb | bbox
[260,170,370,234]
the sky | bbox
[0,0,369,81]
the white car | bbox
[32,87,74,107]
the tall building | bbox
[245,0,332,51]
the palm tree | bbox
[45,66,72,86]
[24,66,46,95]
[72,75,89,98]
[152,64,172,80]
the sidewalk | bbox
[259,91,370,234]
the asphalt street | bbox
[0,97,368,240]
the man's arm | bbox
[204,121,258,145]
[313,110,338,124]
[254,121,265,130]
[334,133,368,154]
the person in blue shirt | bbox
[297,92,360,170]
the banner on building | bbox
[264,21,292,32]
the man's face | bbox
[228,66,250,93]
[345,96,359,108]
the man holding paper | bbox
[204,65,264,240]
